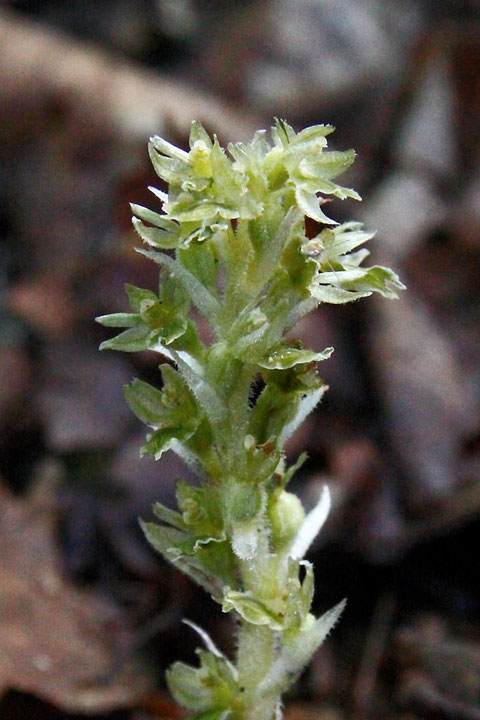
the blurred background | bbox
[0,1,479,719]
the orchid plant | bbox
[97,119,404,720]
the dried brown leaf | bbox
[0,474,149,712]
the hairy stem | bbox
[236,622,277,720]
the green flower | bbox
[303,222,406,303]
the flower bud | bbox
[269,491,305,548]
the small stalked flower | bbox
[97,120,404,720]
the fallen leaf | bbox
[0,466,149,712]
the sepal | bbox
[99,324,152,352]
[294,187,338,225]
[272,119,333,148]
[132,215,181,249]
[124,283,158,310]
[130,202,169,228]
[95,312,139,327]
[152,501,186,530]
[309,284,372,304]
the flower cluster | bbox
[97,120,404,720]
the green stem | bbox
[233,533,287,720]
[236,621,277,720]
